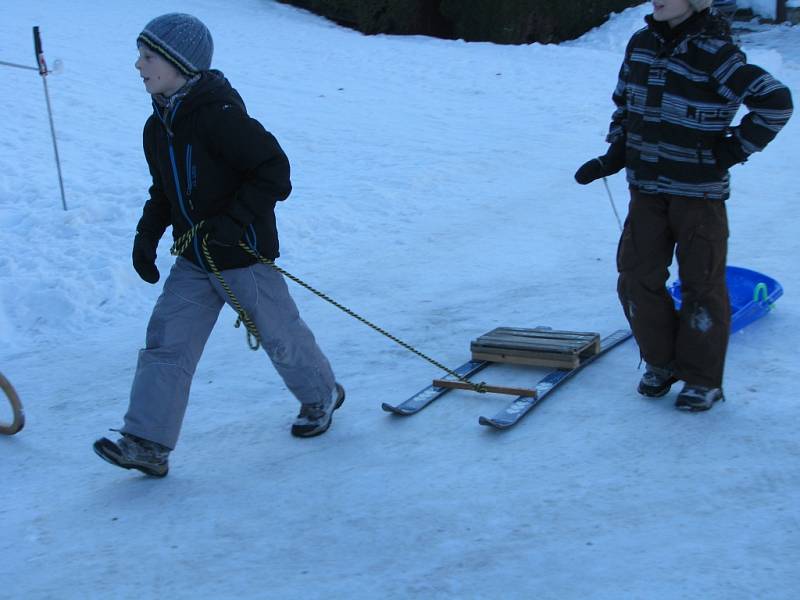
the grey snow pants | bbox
[617,190,731,388]
[122,257,336,449]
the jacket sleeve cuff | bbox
[714,131,749,170]
[135,218,164,242]
[602,140,627,175]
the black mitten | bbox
[714,131,748,171]
[574,141,626,185]
[132,234,160,284]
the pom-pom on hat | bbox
[137,13,213,77]
[688,0,714,11]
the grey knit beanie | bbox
[137,13,213,76]
[688,0,714,11]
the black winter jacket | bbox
[607,11,793,200]
[136,71,291,270]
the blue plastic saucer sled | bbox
[668,266,783,334]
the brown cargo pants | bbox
[616,189,730,388]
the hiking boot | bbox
[675,384,724,412]
[291,383,345,438]
[93,432,170,477]
[637,364,678,397]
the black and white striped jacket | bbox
[607,12,793,200]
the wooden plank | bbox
[484,328,599,341]
[473,338,588,353]
[470,351,580,369]
[477,334,593,345]
[477,332,592,344]
[472,337,599,354]
[475,339,588,350]
[472,344,577,356]
[471,345,584,364]
[491,327,599,338]
[475,330,599,348]
[432,379,537,398]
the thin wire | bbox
[0,60,38,71]
[602,177,623,232]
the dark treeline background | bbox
[277,0,646,44]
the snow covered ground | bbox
[1,2,798,598]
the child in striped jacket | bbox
[575,0,792,411]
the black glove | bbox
[574,141,626,185]
[132,234,159,284]
[201,213,247,247]
[714,130,748,171]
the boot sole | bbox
[675,398,723,412]
[93,438,169,478]
[291,385,345,438]
[637,377,678,398]
[675,393,724,412]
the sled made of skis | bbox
[383,328,631,421]
[478,329,632,430]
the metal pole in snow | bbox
[776,0,787,22]
[33,26,67,211]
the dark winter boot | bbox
[637,364,678,397]
[93,433,170,477]
[291,383,345,438]
[675,384,724,412]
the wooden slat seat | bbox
[470,327,600,369]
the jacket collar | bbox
[152,74,201,111]
[645,9,709,44]
[151,71,238,137]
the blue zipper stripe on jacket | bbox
[246,225,257,251]
[167,144,203,266]
[163,99,205,267]
[185,144,193,196]
[168,145,192,224]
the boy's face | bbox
[135,44,187,97]
[652,0,694,26]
